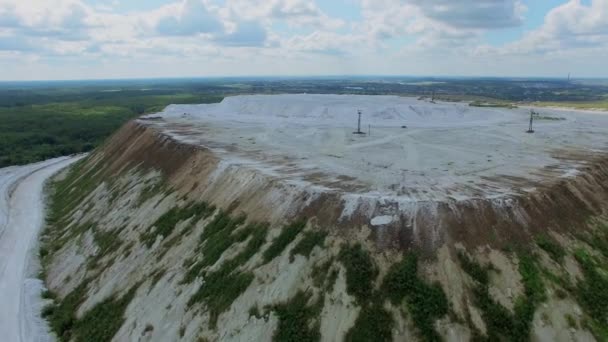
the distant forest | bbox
[1,77,607,167]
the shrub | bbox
[457,251,488,285]
[272,291,322,342]
[382,253,447,341]
[345,303,394,342]
[338,244,378,304]
[187,221,268,328]
[71,286,138,342]
[574,249,608,324]
[458,250,546,341]
[263,220,307,263]
[290,230,327,261]
[141,202,214,248]
[536,235,565,262]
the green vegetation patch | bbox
[469,100,517,109]
[458,251,546,341]
[272,290,323,342]
[43,283,88,341]
[71,286,138,342]
[140,202,214,248]
[194,212,247,269]
[182,213,268,284]
[310,258,335,290]
[345,303,394,342]
[186,217,269,328]
[382,253,448,341]
[47,159,102,224]
[188,269,254,328]
[44,282,138,342]
[457,251,489,286]
[338,243,378,304]
[535,234,566,262]
[574,249,608,331]
[583,221,608,258]
[263,220,307,263]
[90,227,122,267]
[290,230,328,261]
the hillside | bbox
[39,96,608,341]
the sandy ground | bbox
[0,156,81,342]
[144,94,608,201]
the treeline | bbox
[0,86,223,167]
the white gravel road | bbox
[0,156,81,342]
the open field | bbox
[532,101,608,111]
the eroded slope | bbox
[39,118,608,342]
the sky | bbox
[0,0,607,80]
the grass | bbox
[290,230,327,261]
[140,202,214,248]
[381,253,448,341]
[272,290,323,342]
[188,270,255,328]
[469,100,517,108]
[90,228,121,267]
[44,282,88,341]
[186,217,269,328]
[194,214,248,269]
[533,100,608,111]
[535,234,566,262]
[311,258,334,288]
[584,221,608,258]
[340,249,448,342]
[457,251,489,286]
[338,243,378,304]
[574,249,608,329]
[181,215,266,284]
[71,285,138,342]
[263,220,307,263]
[345,303,394,342]
[458,251,546,341]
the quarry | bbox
[35,95,608,341]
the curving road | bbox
[0,156,81,342]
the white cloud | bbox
[413,0,526,29]
[155,0,223,36]
[0,0,607,79]
[478,0,608,57]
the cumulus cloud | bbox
[478,0,608,56]
[155,0,223,36]
[413,0,526,29]
[0,0,606,79]
[216,20,267,47]
[227,0,343,30]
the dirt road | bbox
[0,156,81,342]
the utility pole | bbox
[526,109,535,133]
[353,109,365,134]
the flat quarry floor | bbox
[141,94,608,201]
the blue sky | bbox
[0,0,607,80]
